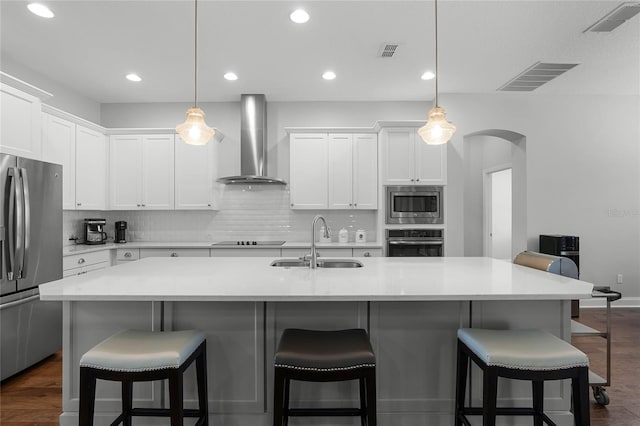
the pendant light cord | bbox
[194,0,198,108]
[434,0,439,107]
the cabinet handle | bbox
[141,204,146,207]
[207,204,211,207]
[78,258,85,264]
[349,203,353,207]
[416,178,420,182]
[78,271,87,275]
[291,203,294,207]
[364,252,371,257]
[354,203,357,207]
[137,204,141,207]
[170,252,178,257]
[124,252,132,258]
[77,202,82,206]
[410,179,415,182]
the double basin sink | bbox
[270,258,363,268]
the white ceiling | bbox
[1,1,638,103]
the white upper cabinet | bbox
[0,83,43,160]
[110,134,175,210]
[328,133,378,210]
[75,126,107,210]
[382,127,446,185]
[42,113,76,209]
[174,137,217,210]
[289,133,328,209]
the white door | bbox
[382,128,415,185]
[416,142,446,184]
[289,133,328,209]
[141,135,174,209]
[75,126,107,210]
[485,168,512,259]
[175,139,215,209]
[353,134,377,209]
[0,84,42,159]
[109,135,142,209]
[328,134,353,209]
[42,114,76,210]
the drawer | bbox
[116,248,140,261]
[139,248,210,258]
[63,250,110,271]
[210,248,281,257]
[352,248,382,257]
[63,262,109,277]
[281,248,352,258]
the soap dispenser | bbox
[338,228,349,244]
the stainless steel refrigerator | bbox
[1,154,62,381]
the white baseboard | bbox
[580,296,640,308]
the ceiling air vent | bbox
[584,2,640,33]
[379,43,399,58]
[497,62,579,92]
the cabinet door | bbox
[416,141,446,184]
[353,134,378,209]
[328,134,353,209]
[42,114,76,210]
[139,248,209,258]
[75,126,107,210]
[289,133,328,209]
[175,139,215,210]
[141,135,174,209]
[0,84,42,159]
[382,128,415,185]
[109,135,142,210]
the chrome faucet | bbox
[309,215,330,269]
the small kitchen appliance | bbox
[115,221,127,243]
[84,219,107,245]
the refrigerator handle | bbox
[14,168,25,280]
[5,168,18,281]
[19,168,30,279]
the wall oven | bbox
[386,186,443,224]
[386,229,444,257]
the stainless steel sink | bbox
[270,258,363,268]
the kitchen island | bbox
[40,257,594,426]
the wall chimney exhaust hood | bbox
[217,94,286,185]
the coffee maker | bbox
[84,219,107,245]
[115,221,127,243]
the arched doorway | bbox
[463,130,526,259]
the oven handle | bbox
[388,240,443,245]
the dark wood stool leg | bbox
[283,377,291,426]
[359,377,367,426]
[168,369,184,426]
[572,367,590,426]
[532,380,544,426]
[455,343,469,426]
[273,368,286,426]
[196,344,209,425]
[482,368,498,426]
[122,381,133,426]
[79,367,97,426]
[365,368,377,426]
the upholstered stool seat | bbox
[274,328,376,426]
[79,329,208,426]
[455,328,590,426]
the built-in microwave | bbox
[386,186,443,224]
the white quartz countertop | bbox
[63,241,382,256]
[41,257,594,302]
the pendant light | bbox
[176,0,215,145]
[418,0,456,145]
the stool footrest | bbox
[460,407,556,425]
[128,408,202,417]
[287,407,364,417]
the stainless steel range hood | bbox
[217,94,286,185]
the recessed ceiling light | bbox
[290,9,310,24]
[322,71,336,81]
[27,3,54,18]
[421,71,436,80]
[125,73,142,82]
[224,72,238,81]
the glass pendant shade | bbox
[176,107,215,146]
[418,106,456,145]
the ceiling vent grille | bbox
[497,62,579,92]
[379,43,399,58]
[584,2,640,33]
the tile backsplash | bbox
[63,185,377,246]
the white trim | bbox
[41,104,106,133]
[0,71,53,100]
[285,126,377,134]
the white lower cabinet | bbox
[139,248,210,258]
[63,250,111,277]
[115,248,140,265]
[352,248,382,257]
[210,248,281,257]
[281,247,353,258]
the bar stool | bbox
[79,329,208,426]
[455,328,590,426]
[274,328,376,426]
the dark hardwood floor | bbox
[1,308,638,425]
